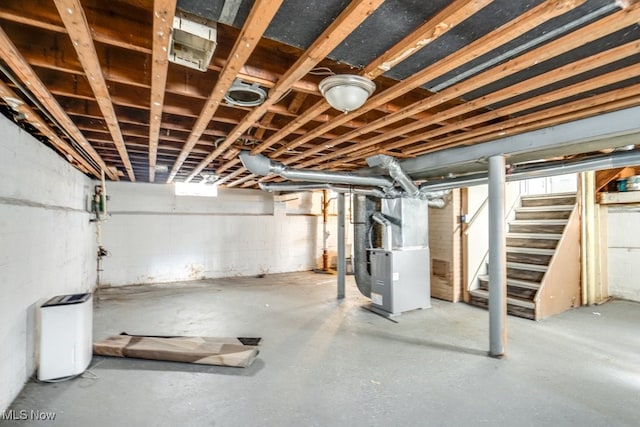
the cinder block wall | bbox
[0,115,96,411]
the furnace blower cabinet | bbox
[366,197,431,317]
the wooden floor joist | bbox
[54,0,135,181]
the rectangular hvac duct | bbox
[381,197,429,249]
[169,11,217,72]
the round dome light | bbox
[319,75,376,113]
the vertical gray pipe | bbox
[337,192,346,299]
[488,155,507,358]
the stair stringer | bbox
[533,203,582,320]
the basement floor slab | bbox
[4,271,640,426]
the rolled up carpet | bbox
[93,334,260,368]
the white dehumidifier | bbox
[38,292,93,381]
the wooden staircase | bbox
[469,193,581,320]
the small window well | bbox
[169,10,217,72]
[224,79,267,107]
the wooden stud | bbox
[165,0,285,183]
[148,0,176,182]
[53,0,136,181]
[184,0,387,182]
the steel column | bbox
[488,155,507,358]
[337,192,346,299]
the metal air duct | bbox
[419,150,640,192]
[366,154,419,197]
[259,182,386,198]
[240,152,395,190]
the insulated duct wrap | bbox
[353,194,378,298]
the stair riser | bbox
[469,296,535,320]
[521,197,576,207]
[506,237,558,249]
[509,224,566,234]
[507,268,545,282]
[478,281,538,300]
[515,210,572,220]
[507,252,552,265]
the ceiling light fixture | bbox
[224,79,267,107]
[319,74,375,113]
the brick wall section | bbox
[429,189,462,302]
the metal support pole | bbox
[337,192,346,299]
[488,155,507,358]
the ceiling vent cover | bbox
[169,11,217,72]
[224,79,267,107]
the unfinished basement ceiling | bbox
[0,0,638,187]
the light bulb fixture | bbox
[318,74,375,113]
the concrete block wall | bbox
[0,115,95,411]
[606,206,640,301]
[100,183,344,286]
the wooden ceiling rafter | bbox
[53,0,136,181]
[183,0,388,183]
[248,0,493,161]
[267,0,586,164]
[300,37,640,169]
[0,13,448,147]
[0,80,99,176]
[407,87,640,156]
[234,0,587,188]
[221,0,494,185]
[319,78,640,171]
[148,0,176,182]
[0,25,115,180]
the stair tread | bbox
[506,246,556,255]
[521,192,576,199]
[469,289,535,309]
[509,219,568,225]
[507,261,548,271]
[478,275,541,289]
[516,204,575,211]
[507,232,562,239]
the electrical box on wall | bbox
[169,11,217,72]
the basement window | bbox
[174,182,218,197]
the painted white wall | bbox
[0,115,95,411]
[100,184,345,286]
[606,206,640,301]
[519,173,578,195]
[465,182,521,290]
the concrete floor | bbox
[4,271,640,426]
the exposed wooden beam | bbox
[407,88,640,156]
[276,0,586,164]
[53,0,136,181]
[185,0,387,182]
[595,167,630,192]
[0,25,116,179]
[362,0,493,79]
[287,92,307,114]
[0,80,100,177]
[165,0,283,182]
[302,38,640,168]
[249,0,491,162]
[148,0,176,182]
